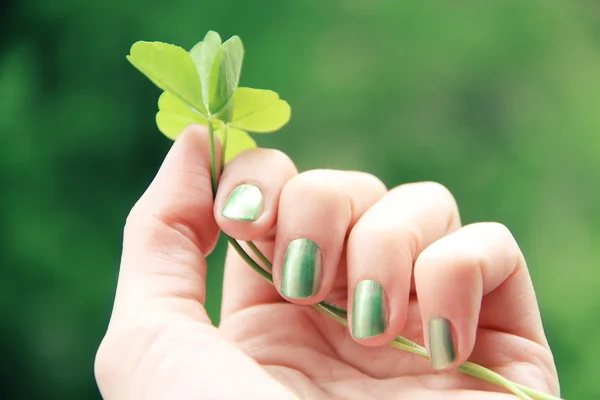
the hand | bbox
[95,126,559,399]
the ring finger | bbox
[272,170,388,305]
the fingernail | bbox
[221,184,264,222]
[428,317,456,370]
[352,280,387,339]
[280,238,321,299]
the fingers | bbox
[346,182,461,346]
[115,125,221,318]
[414,222,546,371]
[215,150,547,381]
[272,170,387,304]
[215,148,298,241]
[220,168,386,318]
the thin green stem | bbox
[388,338,429,357]
[314,303,348,326]
[203,132,561,400]
[220,124,228,173]
[514,384,561,400]
[389,337,532,400]
[243,241,348,321]
[458,362,532,400]
[207,120,218,196]
[246,241,273,271]
[226,235,272,282]
[208,122,270,282]
[318,301,348,318]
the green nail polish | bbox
[280,238,321,299]
[428,317,456,370]
[222,184,264,222]
[352,280,387,339]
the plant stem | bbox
[246,241,272,270]
[207,120,219,195]
[457,362,532,400]
[220,124,228,173]
[204,128,561,400]
[313,303,348,326]
[513,384,561,400]
[226,236,272,282]
[207,122,271,283]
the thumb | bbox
[96,125,298,399]
[113,125,220,321]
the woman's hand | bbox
[95,126,559,399]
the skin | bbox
[95,126,560,400]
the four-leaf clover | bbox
[127,31,291,161]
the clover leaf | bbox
[208,36,244,117]
[156,91,215,140]
[127,41,207,117]
[127,32,290,162]
[190,31,222,115]
[229,88,291,133]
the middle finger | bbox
[273,170,387,305]
[347,182,461,347]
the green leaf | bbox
[208,36,244,116]
[155,92,208,139]
[216,126,256,162]
[190,31,222,112]
[127,41,207,117]
[229,87,291,133]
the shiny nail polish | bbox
[280,238,321,299]
[221,184,264,222]
[352,280,387,339]
[428,317,456,370]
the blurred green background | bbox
[1,1,599,398]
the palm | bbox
[218,290,555,399]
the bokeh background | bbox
[1,1,599,398]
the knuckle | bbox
[285,170,346,199]
[293,169,334,184]
[389,181,458,211]
[228,147,297,175]
[468,221,517,250]
[352,171,388,194]
[479,221,524,269]
[420,181,452,195]
[391,180,451,196]
[420,181,457,207]
[264,148,295,168]
[290,169,386,195]
[124,201,144,234]
[351,218,423,260]
[122,199,156,247]
[404,224,424,258]
[483,221,513,239]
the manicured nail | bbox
[221,184,264,222]
[428,317,456,370]
[280,238,321,299]
[352,280,387,339]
